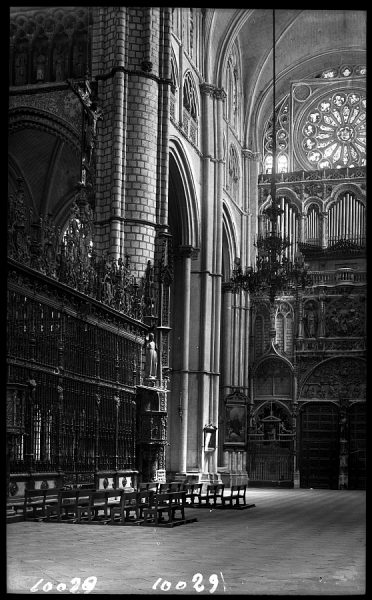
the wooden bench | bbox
[76,489,123,523]
[138,482,159,493]
[142,491,186,526]
[183,483,203,506]
[199,484,225,507]
[137,490,155,519]
[23,488,59,521]
[110,491,140,525]
[46,489,94,522]
[221,485,247,508]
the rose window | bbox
[301,91,366,169]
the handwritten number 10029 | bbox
[152,573,220,593]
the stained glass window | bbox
[263,97,289,173]
[183,71,198,120]
[302,90,366,169]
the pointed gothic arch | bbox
[168,137,200,250]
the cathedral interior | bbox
[7,7,366,506]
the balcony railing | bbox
[258,165,366,186]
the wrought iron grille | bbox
[7,269,144,479]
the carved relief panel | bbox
[300,357,366,400]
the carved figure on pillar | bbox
[36,52,46,82]
[67,77,103,179]
[304,301,318,337]
[145,332,158,379]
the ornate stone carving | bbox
[301,357,366,400]
[8,179,154,322]
[325,296,365,337]
[9,91,82,137]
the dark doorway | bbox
[299,402,339,489]
[348,402,366,489]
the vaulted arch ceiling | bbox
[205,9,366,150]
[8,123,80,226]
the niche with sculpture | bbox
[304,300,319,338]
[250,401,293,443]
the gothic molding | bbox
[10,7,91,42]
[199,82,227,101]
[326,181,366,207]
[8,103,81,153]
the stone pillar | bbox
[210,87,225,476]
[178,246,192,474]
[292,397,300,488]
[221,283,233,391]
[92,7,172,277]
[198,83,226,482]
[242,149,260,268]
[299,212,306,243]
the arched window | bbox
[301,90,366,169]
[275,302,293,355]
[227,145,240,201]
[254,314,266,358]
[183,71,198,145]
[189,8,194,57]
[183,71,197,120]
[13,32,29,86]
[226,46,240,132]
[32,33,49,84]
[262,66,366,174]
[51,30,69,82]
[263,97,289,173]
[170,53,178,120]
[72,29,88,79]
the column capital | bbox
[242,148,261,161]
[178,245,199,259]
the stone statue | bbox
[145,332,158,379]
[305,305,317,337]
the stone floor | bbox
[6,488,365,595]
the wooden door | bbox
[299,402,339,489]
[348,402,366,489]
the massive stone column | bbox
[178,246,192,475]
[193,83,226,482]
[92,6,172,278]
